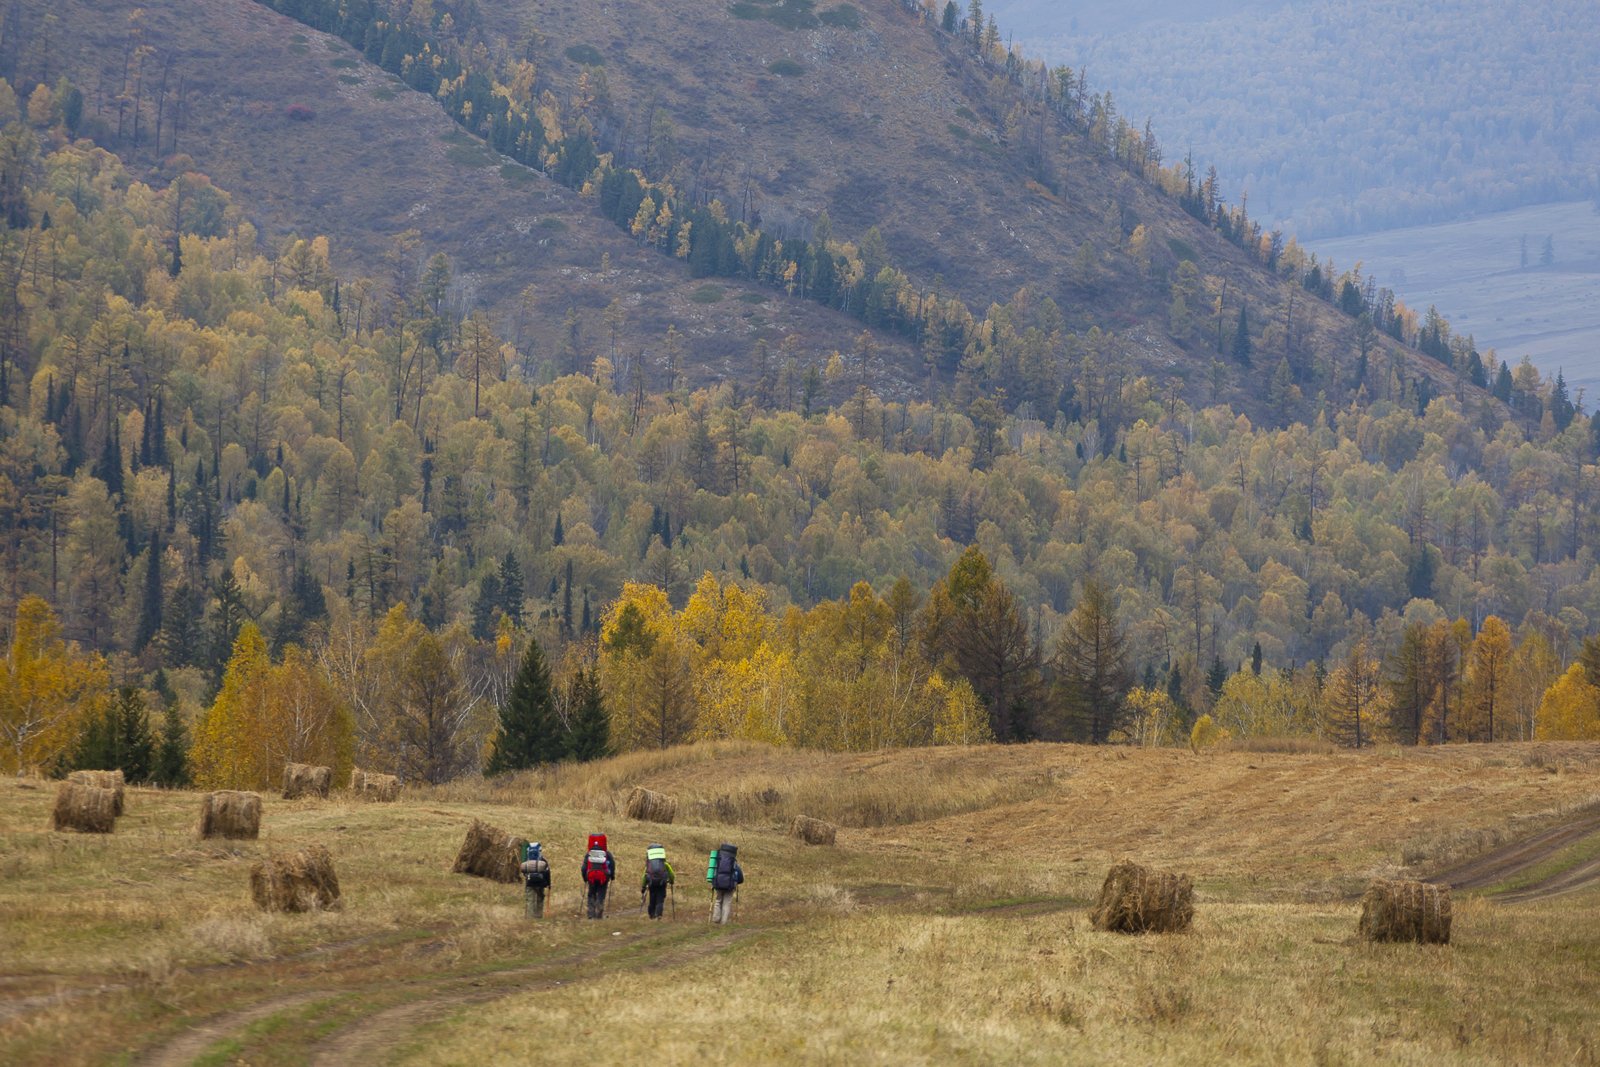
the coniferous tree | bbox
[566,662,611,762]
[1206,656,1228,696]
[1251,641,1263,676]
[152,697,190,787]
[561,560,574,637]
[485,636,562,774]
[552,510,564,546]
[73,687,155,781]
[942,1,958,33]
[1053,579,1133,743]
[473,571,503,641]
[498,553,525,627]
[1232,305,1252,365]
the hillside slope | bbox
[24,0,917,391]
[24,0,1482,422]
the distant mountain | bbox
[990,0,1600,239]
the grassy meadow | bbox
[2,741,1599,1065]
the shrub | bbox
[285,104,316,122]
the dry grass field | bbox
[3,741,1599,1065]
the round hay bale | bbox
[1358,879,1451,944]
[68,769,125,816]
[452,819,528,883]
[350,768,401,802]
[281,762,333,800]
[1090,859,1194,934]
[624,786,678,824]
[789,815,838,846]
[250,844,341,912]
[52,781,117,833]
[198,790,262,840]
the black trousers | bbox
[646,883,668,918]
[586,882,608,918]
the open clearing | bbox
[1314,202,1600,397]
[3,741,1599,1065]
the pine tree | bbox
[498,553,525,627]
[1251,641,1263,676]
[485,636,563,774]
[152,698,190,787]
[1231,305,1252,365]
[473,572,503,641]
[552,510,564,546]
[566,663,611,762]
[1206,656,1228,696]
[942,1,958,33]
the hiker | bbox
[519,841,550,919]
[706,842,744,925]
[640,843,675,920]
[580,833,616,919]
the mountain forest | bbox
[1,0,1599,793]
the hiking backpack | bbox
[712,843,738,891]
[585,833,609,886]
[645,845,669,887]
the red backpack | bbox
[585,833,609,886]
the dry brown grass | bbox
[5,742,1600,1065]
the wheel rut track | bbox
[1427,806,1600,903]
[130,924,758,1067]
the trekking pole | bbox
[670,884,676,921]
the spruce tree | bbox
[152,698,190,787]
[485,636,562,774]
[1206,656,1228,696]
[1231,305,1252,365]
[498,553,525,627]
[566,663,611,762]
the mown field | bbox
[3,741,1599,1065]
[1315,201,1600,397]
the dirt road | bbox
[1428,805,1600,903]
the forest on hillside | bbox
[0,80,1598,796]
[999,0,1600,237]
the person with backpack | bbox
[580,833,616,919]
[706,842,743,925]
[639,843,675,920]
[519,841,551,919]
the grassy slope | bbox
[28,0,915,392]
[3,741,1598,1064]
[36,0,1468,417]
[498,0,1467,415]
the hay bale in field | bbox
[198,790,262,840]
[52,781,117,833]
[624,786,678,824]
[1090,859,1194,934]
[68,769,125,815]
[250,845,341,912]
[1358,879,1451,944]
[452,819,527,883]
[789,815,838,846]
[350,768,401,802]
[281,762,332,800]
